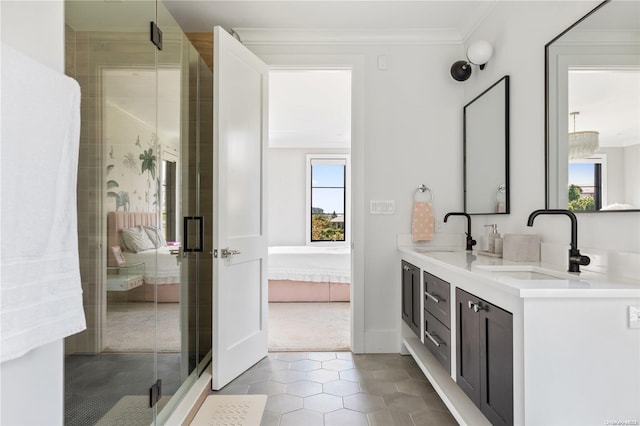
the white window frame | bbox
[306,154,351,246]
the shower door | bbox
[64,1,212,424]
[64,1,162,423]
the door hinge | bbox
[150,21,163,51]
[149,379,162,408]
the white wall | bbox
[0,1,66,424]
[252,0,640,353]
[268,147,350,246]
[462,0,640,254]
[252,43,465,352]
[601,147,626,206]
[625,144,640,208]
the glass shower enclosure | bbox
[64,1,212,424]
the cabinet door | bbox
[456,288,481,404]
[401,261,420,336]
[480,301,513,426]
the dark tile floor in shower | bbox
[64,353,180,426]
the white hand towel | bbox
[1,43,86,362]
[412,201,435,242]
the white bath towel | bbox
[1,43,86,363]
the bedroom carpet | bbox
[104,302,348,353]
[268,302,350,352]
[105,302,180,353]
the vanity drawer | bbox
[424,310,451,374]
[424,271,451,328]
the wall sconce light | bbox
[450,40,494,81]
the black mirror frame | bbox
[463,75,510,215]
[543,0,640,213]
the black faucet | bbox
[444,212,476,251]
[526,209,591,273]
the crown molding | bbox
[232,28,463,46]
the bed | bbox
[268,246,350,302]
[107,212,180,302]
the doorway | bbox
[267,69,352,352]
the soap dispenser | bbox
[484,224,500,253]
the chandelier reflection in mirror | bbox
[568,111,599,160]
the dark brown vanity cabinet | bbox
[456,288,513,426]
[423,271,451,373]
[401,261,420,336]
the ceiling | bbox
[269,69,352,148]
[163,1,498,42]
[102,68,181,148]
[569,69,640,149]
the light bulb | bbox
[466,40,493,67]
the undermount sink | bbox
[475,265,576,280]
[412,247,458,253]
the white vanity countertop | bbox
[398,245,640,299]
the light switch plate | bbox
[370,200,395,214]
[629,306,640,329]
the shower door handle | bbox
[183,216,204,252]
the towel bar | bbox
[415,185,433,202]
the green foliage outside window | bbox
[568,184,595,211]
[312,213,344,241]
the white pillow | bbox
[144,225,167,248]
[120,226,155,253]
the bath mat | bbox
[190,395,268,426]
[96,395,171,425]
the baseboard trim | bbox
[364,329,400,353]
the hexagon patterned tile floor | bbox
[210,352,457,426]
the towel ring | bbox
[415,184,433,202]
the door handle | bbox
[468,301,487,313]
[183,216,204,253]
[220,248,241,258]
[170,246,183,265]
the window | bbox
[161,160,177,241]
[307,155,349,243]
[568,155,606,211]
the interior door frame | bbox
[259,54,366,353]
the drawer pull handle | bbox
[425,330,444,347]
[425,291,441,303]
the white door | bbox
[211,26,269,390]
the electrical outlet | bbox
[629,306,640,329]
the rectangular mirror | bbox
[546,0,640,212]
[464,75,510,214]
